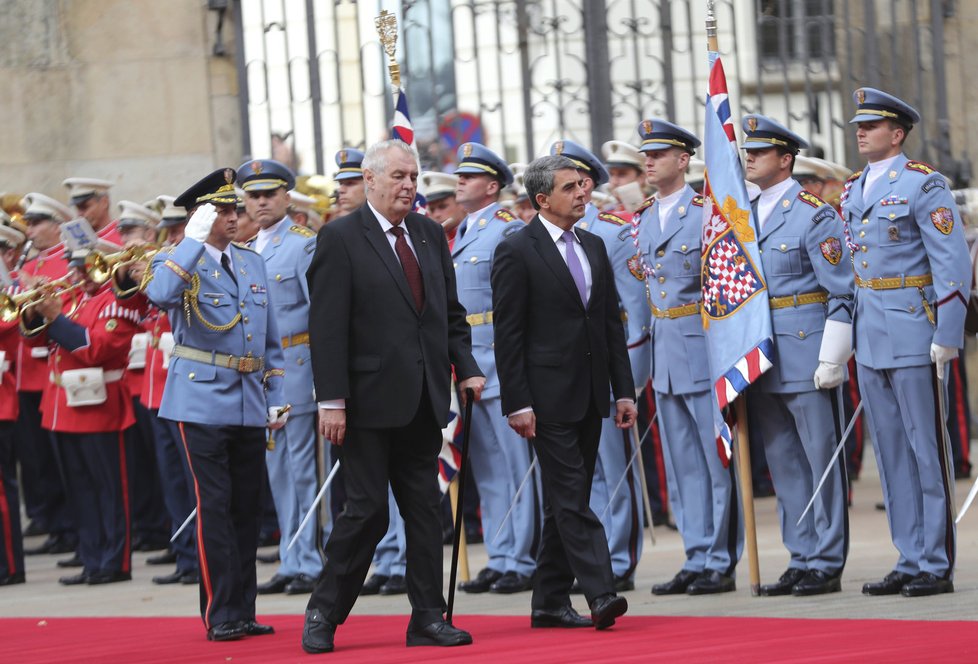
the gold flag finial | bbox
[375,10,401,88]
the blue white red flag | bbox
[438,385,463,494]
[391,87,416,148]
[700,49,774,465]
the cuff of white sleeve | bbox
[818,319,852,365]
[508,406,533,418]
[318,399,345,409]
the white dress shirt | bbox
[655,187,684,233]
[254,217,287,254]
[863,153,902,202]
[756,176,796,231]
[538,212,592,301]
[203,242,234,274]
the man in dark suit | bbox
[302,139,485,654]
[491,154,637,630]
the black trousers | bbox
[57,431,130,575]
[307,393,445,628]
[150,410,197,573]
[127,398,168,542]
[176,421,265,629]
[0,422,24,578]
[16,391,73,539]
[531,406,615,610]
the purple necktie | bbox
[561,230,588,305]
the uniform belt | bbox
[170,344,265,373]
[855,274,933,290]
[281,332,310,349]
[650,302,701,319]
[466,311,493,326]
[50,369,124,387]
[769,291,829,309]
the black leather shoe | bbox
[862,571,914,596]
[302,609,336,653]
[530,606,593,628]
[87,571,131,585]
[0,572,25,586]
[152,569,187,585]
[285,574,316,595]
[379,574,407,595]
[759,568,807,597]
[257,573,294,595]
[490,571,532,594]
[242,620,275,636]
[59,572,91,586]
[23,521,47,537]
[792,570,841,596]
[256,551,280,564]
[614,575,635,592]
[590,594,627,630]
[687,570,735,595]
[207,621,245,642]
[360,573,389,596]
[26,535,75,556]
[900,572,954,597]
[57,554,83,568]
[406,620,473,647]
[651,569,700,596]
[458,567,502,594]
[180,570,200,585]
[146,550,177,566]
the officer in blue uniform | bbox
[333,148,366,217]
[842,88,970,597]
[740,115,854,596]
[452,142,537,594]
[146,168,287,641]
[634,120,743,595]
[235,159,322,598]
[551,139,646,590]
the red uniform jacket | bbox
[139,310,170,411]
[0,320,19,422]
[15,244,68,393]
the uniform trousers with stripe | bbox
[177,422,265,628]
[127,398,168,544]
[0,422,24,579]
[17,391,74,540]
[858,364,956,578]
[150,411,197,574]
[56,431,131,575]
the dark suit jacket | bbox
[490,216,633,422]
[307,204,482,429]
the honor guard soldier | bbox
[145,169,287,641]
[420,172,465,246]
[509,164,537,224]
[16,193,78,558]
[289,191,325,232]
[236,159,322,598]
[63,178,123,246]
[333,148,366,216]
[602,140,647,213]
[740,115,854,596]
[635,119,743,596]
[0,216,26,585]
[843,88,971,597]
[551,139,646,590]
[452,143,537,595]
[21,245,149,586]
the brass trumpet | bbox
[84,244,160,285]
[0,277,81,325]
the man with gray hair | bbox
[491,155,636,631]
[303,139,485,653]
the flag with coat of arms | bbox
[700,47,774,466]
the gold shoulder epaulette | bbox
[906,160,936,176]
[598,211,628,226]
[798,190,826,208]
[845,170,863,184]
[635,196,656,215]
[494,208,516,222]
[691,195,705,207]
[289,224,316,237]
[231,241,258,253]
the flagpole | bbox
[707,0,761,596]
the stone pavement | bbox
[2,454,975,622]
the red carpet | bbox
[1,614,975,663]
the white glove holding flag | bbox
[185,203,218,243]
[930,343,957,380]
[814,319,852,390]
[267,406,290,430]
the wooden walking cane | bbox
[447,388,475,624]
[734,397,761,596]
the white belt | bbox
[50,369,125,386]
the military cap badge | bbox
[641,120,652,135]
[339,149,348,164]
[747,117,758,132]
[250,160,263,175]
[462,143,473,158]
[554,141,564,155]
[224,169,235,184]
[856,89,866,104]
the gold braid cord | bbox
[182,273,241,331]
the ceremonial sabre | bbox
[170,507,196,544]
[956,474,978,524]
[287,460,342,551]
[796,400,863,526]
[447,388,475,625]
[491,456,538,545]
[599,411,657,520]
[934,365,958,522]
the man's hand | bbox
[319,407,346,446]
[185,203,218,243]
[32,291,63,322]
[267,406,290,431]
[508,410,536,439]
[615,400,638,429]
[458,376,486,405]
[813,361,845,390]
[931,343,958,380]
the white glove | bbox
[930,343,958,380]
[813,361,845,390]
[267,406,290,428]
[185,203,218,243]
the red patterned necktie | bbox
[389,225,425,310]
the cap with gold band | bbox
[740,114,810,154]
[636,119,701,154]
[334,148,365,181]
[236,159,296,192]
[849,87,920,127]
[63,177,113,206]
[174,168,240,209]
[550,139,609,187]
[454,142,514,186]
